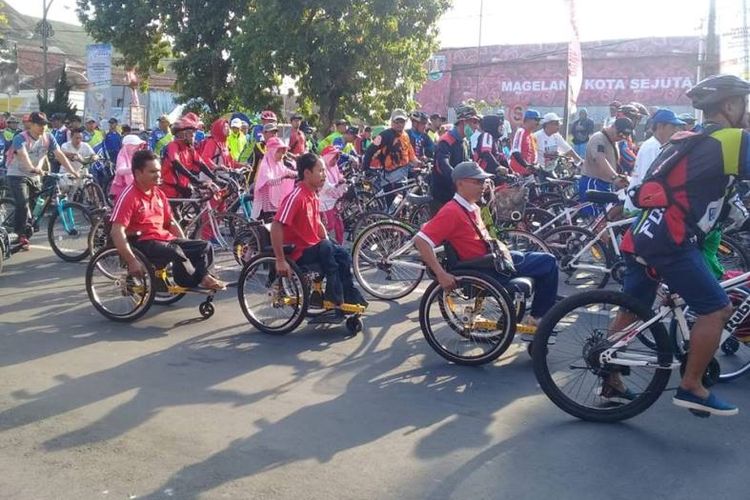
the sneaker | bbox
[16,236,30,251]
[600,384,637,405]
[673,388,739,416]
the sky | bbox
[2,0,715,47]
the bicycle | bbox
[531,269,750,422]
[0,173,93,261]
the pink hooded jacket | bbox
[251,137,296,219]
[109,134,147,200]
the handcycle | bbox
[237,245,366,336]
[418,242,537,365]
[0,173,93,261]
[531,269,750,422]
[351,212,549,301]
[85,233,221,322]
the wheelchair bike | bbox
[418,243,537,366]
[85,233,219,323]
[237,246,366,336]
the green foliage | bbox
[76,0,449,125]
[236,0,450,129]
[37,66,78,118]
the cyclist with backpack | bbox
[616,75,750,416]
[362,108,420,187]
[430,105,478,212]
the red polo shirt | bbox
[274,183,322,261]
[417,194,490,260]
[110,184,176,242]
[161,140,200,198]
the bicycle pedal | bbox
[516,324,536,334]
[688,409,711,419]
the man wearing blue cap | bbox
[624,109,685,212]
[509,109,541,176]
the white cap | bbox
[230,118,244,128]
[122,134,145,146]
[541,112,563,125]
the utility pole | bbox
[475,0,483,99]
[38,0,55,102]
[704,0,720,77]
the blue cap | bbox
[524,109,542,121]
[651,109,686,126]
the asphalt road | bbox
[2,239,750,500]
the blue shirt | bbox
[104,131,122,161]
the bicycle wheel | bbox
[718,234,750,273]
[87,217,110,257]
[233,225,265,265]
[80,182,107,209]
[350,210,393,241]
[190,212,247,285]
[0,197,16,231]
[522,207,555,234]
[408,202,433,229]
[544,225,612,291]
[237,255,308,335]
[419,271,516,365]
[86,247,155,322]
[532,290,673,422]
[352,220,424,300]
[497,228,551,253]
[47,201,93,262]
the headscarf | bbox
[109,134,147,199]
[319,145,347,211]
[200,117,235,170]
[251,136,294,218]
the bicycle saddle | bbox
[585,190,620,205]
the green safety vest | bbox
[154,132,173,157]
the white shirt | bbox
[470,130,481,152]
[624,135,663,212]
[499,120,513,142]
[533,130,572,165]
[61,141,95,172]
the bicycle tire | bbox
[419,270,516,366]
[0,197,16,231]
[532,289,673,422]
[81,182,107,209]
[47,201,92,262]
[350,210,393,241]
[497,228,552,253]
[543,225,612,290]
[718,234,750,273]
[408,202,432,229]
[352,219,424,300]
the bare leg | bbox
[680,305,732,398]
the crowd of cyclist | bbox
[3,73,750,418]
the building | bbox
[417,37,700,128]
[0,3,178,127]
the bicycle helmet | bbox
[686,74,750,110]
[617,104,640,121]
[614,117,634,136]
[455,105,478,121]
[678,113,696,124]
[173,113,200,132]
[260,110,278,121]
[629,102,650,117]
[410,111,428,123]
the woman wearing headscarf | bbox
[109,134,147,202]
[199,117,242,171]
[319,145,348,244]
[472,114,509,176]
[251,136,297,222]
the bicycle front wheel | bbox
[47,201,92,262]
[0,197,16,231]
[544,225,612,291]
[532,290,673,422]
[352,220,424,300]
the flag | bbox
[566,0,583,114]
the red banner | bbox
[417,37,699,113]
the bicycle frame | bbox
[598,270,750,372]
[565,215,635,274]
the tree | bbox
[37,66,78,118]
[76,0,449,125]
[234,0,450,129]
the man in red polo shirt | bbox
[509,109,542,176]
[413,161,558,335]
[110,149,225,290]
[160,113,219,198]
[271,152,367,323]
